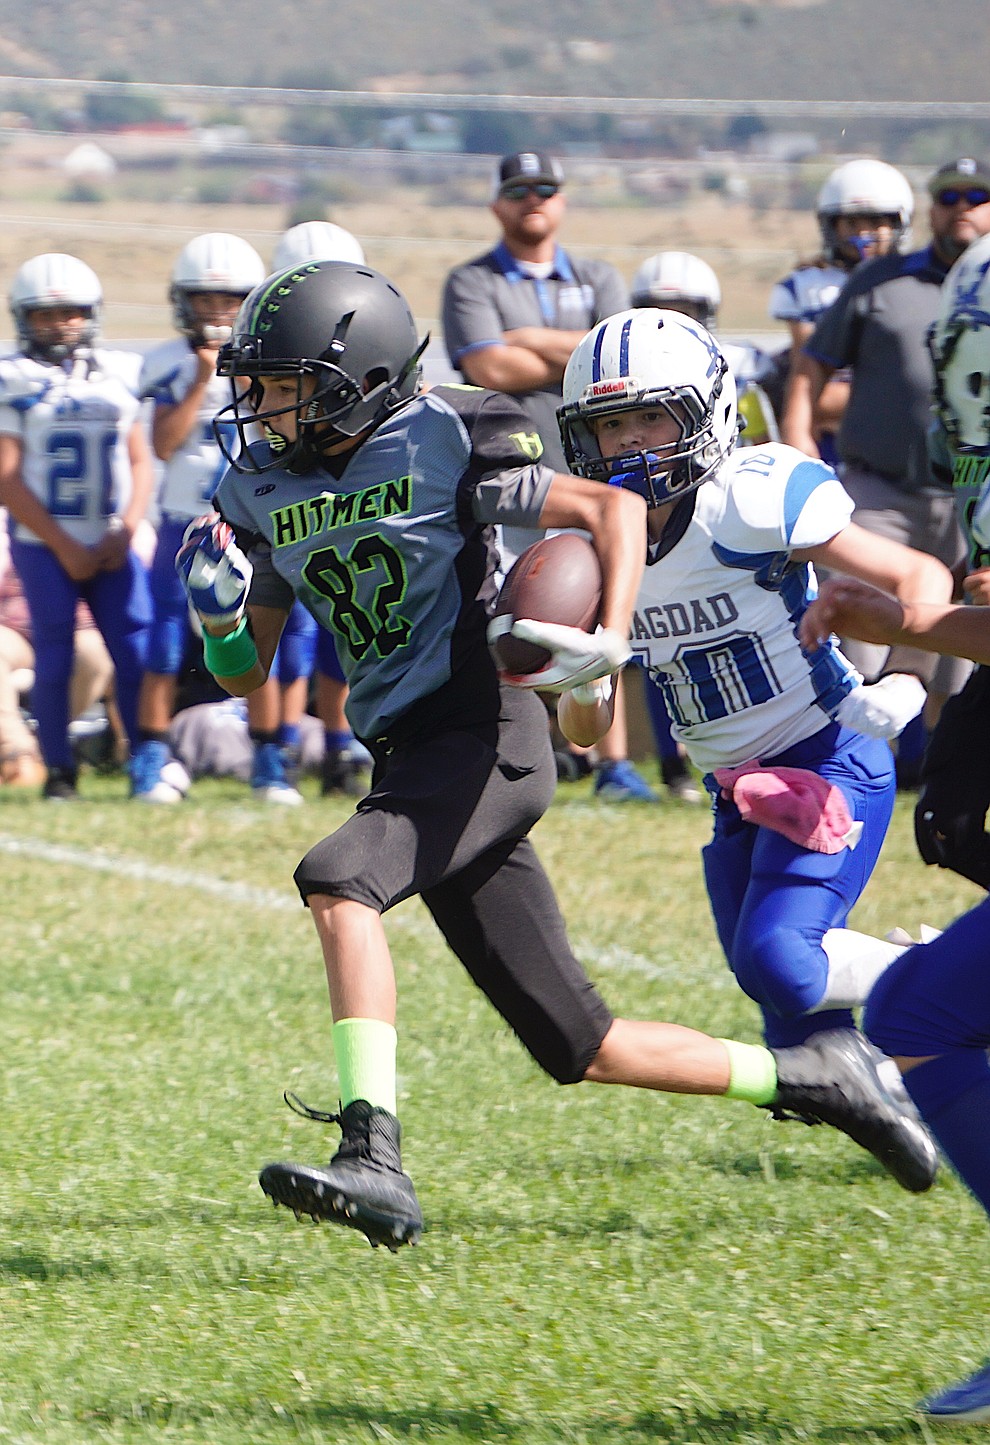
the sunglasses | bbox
[936,187,990,207]
[499,182,560,201]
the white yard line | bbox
[0,832,722,986]
[0,831,299,912]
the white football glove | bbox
[491,617,631,693]
[834,672,926,740]
[175,514,253,631]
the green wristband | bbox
[202,618,259,679]
[719,1038,778,1106]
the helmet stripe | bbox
[243,268,301,334]
[618,316,633,377]
[591,319,608,382]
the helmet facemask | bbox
[18,305,99,364]
[820,212,904,267]
[171,287,250,348]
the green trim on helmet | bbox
[243,264,322,337]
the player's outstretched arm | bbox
[797,521,955,611]
[801,575,990,666]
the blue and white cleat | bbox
[251,741,303,805]
[920,1360,990,1423]
[131,738,185,804]
[594,758,658,803]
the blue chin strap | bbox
[605,452,671,506]
[848,231,880,260]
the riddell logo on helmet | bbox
[590,380,630,395]
[585,378,639,404]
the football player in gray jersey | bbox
[176,261,937,1249]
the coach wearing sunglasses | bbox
[441,151,628,506]
[441,151,657,802]
[781,156,990,739]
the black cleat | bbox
[259,1096,423,1249]
[769,1028,939,1193]
[43,766,78,801]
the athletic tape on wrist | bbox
[202,617,259,678]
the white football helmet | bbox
[169,233,266,344]
[630,252,721,328]
[271,221,366,272]
[816,159,914,261]
[9,253,102,361]
[929,232,990,454]
[558,308,738,506]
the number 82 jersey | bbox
[214,385,555,742]
[633,442,862,772]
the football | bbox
[491,532,603,675]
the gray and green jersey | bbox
[214,384,555,743]
[930,419,990,568]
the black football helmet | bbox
[214,261,428,474]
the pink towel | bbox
[713,762,863,855]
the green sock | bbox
[332,1018,397,1115]
[719,1039,778,1106]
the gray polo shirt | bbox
[441,239,629,472]
[805,246,950,493]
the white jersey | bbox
[632,443,860,772]
[769,263,847,325]
[0,348,143,546]
[140,338,234,520]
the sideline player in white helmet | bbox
[272,220,366,272]
[770,158,914,467]
[548,308,949,1165]
[0,253,154,798]
[135,233,303,803]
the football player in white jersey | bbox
[769,158,914,468]
[0,253,153,799]
[549,308,951,1100]
[135,233,304,803]
[632,249,783,448]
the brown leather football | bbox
[491,532,603,675]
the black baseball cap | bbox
[928,156,990,196]
[494,151,565,197]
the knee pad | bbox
[732,926,827,1022]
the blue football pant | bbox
[13,539,151,769]
[866,897,990,1214]
[146,516,190,676]
[702,722,895,1047]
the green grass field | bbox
[0,774,986,1443]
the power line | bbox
[2,75,990,120]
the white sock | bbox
[810,927,908,1011]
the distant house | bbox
[62,142,116,178]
